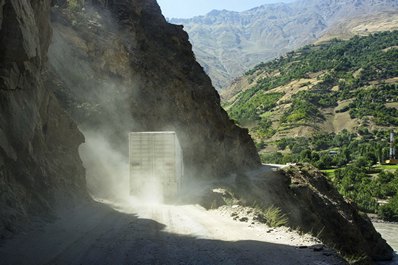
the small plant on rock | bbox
[67,0,83,12]
[253,205,288,227]
[264,205,288,227]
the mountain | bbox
[0,1,394,262]
[170,0,398,89]
[222,31,398,152]
[0,0,260,237]
[0,0,88,237]
[48,1,260,187]
[317,11,398,43]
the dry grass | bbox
[317,12,398,43]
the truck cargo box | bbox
[129,132,183,201]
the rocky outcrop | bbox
[2,3,391,264]
[281,165,393,262]
[239,165,394,263]
[203,164,394,263]
[0,0,87,238]
[48,0,260,188]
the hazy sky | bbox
[157,0,294,19]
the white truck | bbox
[129,132,183,202]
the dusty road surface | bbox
[0,198,347,265]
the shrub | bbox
[255,205,288,227]
[68,0,82,11]
[378,194,398,221]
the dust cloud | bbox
[48,5,165,204]
[78,130,130,201]
[49,4,210,206]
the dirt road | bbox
[0,199,346,265]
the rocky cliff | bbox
[0,0,87,238]
[48,0,260,198]
[0,1,394,263]
[0,0,261,234]
[279,165,393,262]
[204,164,394,262]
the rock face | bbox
[170,0,398,89]
[48,0,261,192]
[200,163,394,262]
[0,0,261,233]
[281,165,393,262]
[1,2,393,263]
[0,0,87,238]
[242,165,394,263]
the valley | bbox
[170,0,398,90]
[221,30,398,222]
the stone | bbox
[0,0,87,238]
[47,0,261,185]
[239,217,249,222]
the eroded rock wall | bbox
[48,0,261,186]
[244,165,394,263]
[0,0,86,237]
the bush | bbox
[255,205,288,227]
[264,206,288,227]
[378,195,398,221]
[260,152,284,164]
[68,0,82,11]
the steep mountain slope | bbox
[0,0,87,238]
[48,0,260,194]
[0,1,395,262]
[0,0,261,237]
[222,31,398,143]
[170,0,398,89]
[317,11,398,43]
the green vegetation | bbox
[349,84,398,126]
[67,0,83,11]
[262,206,288,227]
[224,31,398,221]
[246,31,398,83]
[226,31,398,130]
[259,129,398,221]
[379,194,398,221]
[252,204,288,227]
[229,92,283,122]
[261,129,392,168]
[376,164,398,170]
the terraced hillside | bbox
[222,31,398,147]
[222,31,398,221]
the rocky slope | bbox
[0,1,395,263]
[0,0,261,237]
[203,164,394,263]
[316,11,398,43]
[279,165,393,262]
[170,0,398,89]
[0,0,87,238]
[48,0,260,199]
[278,165,393,262]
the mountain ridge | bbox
[170,0,398,89]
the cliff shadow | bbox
[0,201,347,265]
